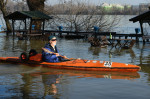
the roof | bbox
[129,10,150,23]
[5,11,52,20]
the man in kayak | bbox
[42,35,67,62]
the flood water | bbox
[0,33,150,99]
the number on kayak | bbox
[104,61,112,67]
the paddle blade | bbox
[42,48,53,54]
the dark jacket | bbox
[42,43,60,62]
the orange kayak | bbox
[0,53,140,72]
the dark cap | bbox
[48,35,56,41]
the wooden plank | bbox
[143,35,150,40]
[44,30,116,35]
[25,34,42,36]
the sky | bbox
[47,0,149,5]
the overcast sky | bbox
[47,0,149,5]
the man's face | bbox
[50,37,57,46]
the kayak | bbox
[0,53,140,72]
[0,55,140,72]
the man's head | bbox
[48,35,57,46]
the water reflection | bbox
[34,69,147,99]
[42,74,60,98]
[0,34,150,98]
[0,63,141,98]
[88,47,101,55]
[88,43,150,83]
[88,46,137,63]
[32,67,140,80]
[88,43,150,65]
[21,72,60,98]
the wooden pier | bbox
[3,10,150,44]
[3,10,149,43]
[14,29,146,42]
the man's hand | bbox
[55,53,60,57]
[62,56,67,59]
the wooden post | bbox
[143,39,146,44]
[147,39,149,42]
[23,19,27,35]
[30,19,32,34]
[140,21,144,43]
[12,19,15,36]
[42,20,45,35]
[25,19,27,34]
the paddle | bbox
[42,47,75,60]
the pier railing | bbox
[13,29,149,42]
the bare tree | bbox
[0,0,120,33]
[45,0,120,32]
[0,0,12,32]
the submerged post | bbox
[58,26,63,37]
[12,19,15,36]
[0,25,1,32]
[135,27,140,42]
[93,26,99,38]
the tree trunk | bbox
[26,0,45,32]
[0,0,12,32]
[27,0,45,11]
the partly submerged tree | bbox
[26,0,46,31]
[0,0,12,32]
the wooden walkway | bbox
[13,29,149,43]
